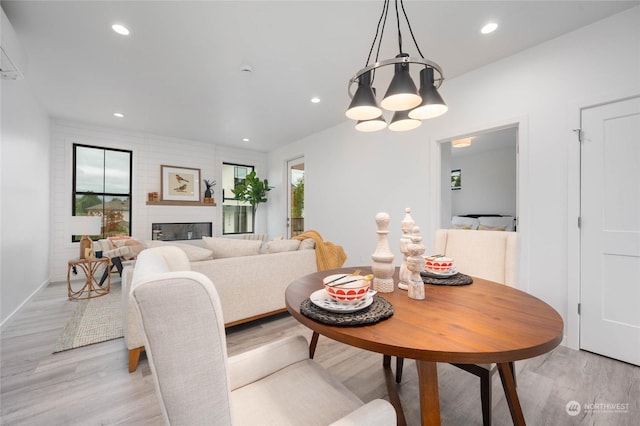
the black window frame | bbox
[222,162,255,235]
[72,143,133,242]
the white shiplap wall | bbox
[50,120,266,282]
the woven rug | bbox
[53,285,123,353]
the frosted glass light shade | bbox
[409,67,448,120]
[381,60,421,111]
[388,110,422,132]
[346,71,382,121]
[355,115,387,132]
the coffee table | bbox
[285,266,564,426]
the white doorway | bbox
[444,127,518,223]
[579,96,640,366]
[287,157,305,238]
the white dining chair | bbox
[130,247,397,425]
[394,229,518,426]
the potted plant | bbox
[231,171,273,232]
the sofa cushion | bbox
[262,239,301,254]
[203,237,262,259]
[144,240,214,262]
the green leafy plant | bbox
[231,171,273,231]
[292,177,304,218]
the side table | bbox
[67,257,111,300]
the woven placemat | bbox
[421,272,473,286]
[300,296,393,326]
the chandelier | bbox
[346,0,448,132]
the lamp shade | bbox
[409,67,448,120]
[346,71,382,121]
[71,215,102,259]
[71,215,102,236]
[355,114,387,132]
[388,110,422,132]
[381,55,421,111]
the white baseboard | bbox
[1,278,50,332]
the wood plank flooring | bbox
[1,279,638,425]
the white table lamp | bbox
[71,216,102,259]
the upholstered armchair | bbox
[395,229,518,426]
[122,245,192,373]
[95,239,138,286]
[130,247,397,425]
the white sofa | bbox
[122,237,318,372]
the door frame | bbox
[429,115,529,293]
[566,86,640,350]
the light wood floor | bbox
[1,279,638,425]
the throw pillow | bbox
[451,216,480,230]
[144,240,214,262]
[478,225,507,231]
[202,237,262,259]
[298,238,316,250]
[262,239,301,254]
[123,239,144,260]
[451,224,473,230]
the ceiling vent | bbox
[1,8,26,80]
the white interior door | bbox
[580,96,640,366]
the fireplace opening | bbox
[151,222,212,241]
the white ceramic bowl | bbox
[424,256,454,273]
[323,274,372,304]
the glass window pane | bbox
[103,196,130,237]
[75,146,105,193]
[222,163,254,234]
[104,150,130,193]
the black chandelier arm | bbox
[400,0,425,59]
[348,56,444,99]
[395,0,403,53]
[366,0,390,67]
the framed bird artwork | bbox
[161,165,201,202]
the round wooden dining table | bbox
[285,266,564,426]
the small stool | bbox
[67,257,111,300]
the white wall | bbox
[1,79,51,327]
[268,6,640,344]
[49,121,266,282]
[450,144,517,217]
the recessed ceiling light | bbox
[311,97,321,104]
[113,112,124,118]
[481,22,498,35]
[112,24,130,36]
[242,138,250,142]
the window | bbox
[72,144,132,241]
[222,162,254,234]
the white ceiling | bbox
[2,1,638,152]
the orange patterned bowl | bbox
[424,256,454,273]
[323,274,372,304]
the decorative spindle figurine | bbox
[371,212,395,293]
[398,207,415,290]
[407,225,426,300]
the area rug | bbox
[53,285,123,353]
